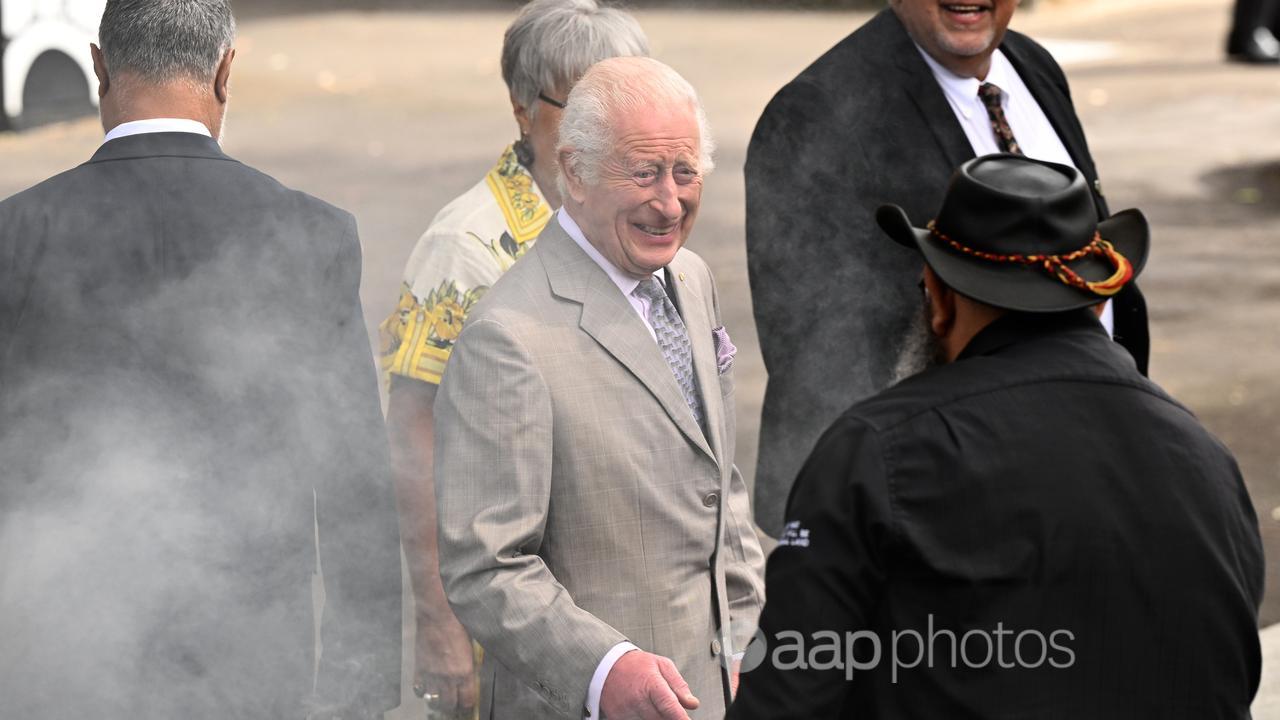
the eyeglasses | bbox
[538,92,566,110]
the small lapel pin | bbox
[678,272,686,282]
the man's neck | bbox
[101,80,220,139]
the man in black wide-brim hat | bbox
[728,154,1264,720]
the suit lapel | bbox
[666,261,727,470]
[884,12,973,170]
[1000,35,1109,216]
[1000,39,1085,168]
[538,223,717,465]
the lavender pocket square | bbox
[712,325,736,374]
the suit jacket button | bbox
[702,492,719,508]
[711,639,722,656]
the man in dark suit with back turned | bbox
[0,2,401,718]
[745,0,1150,538]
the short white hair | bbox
[501,0,649,120]
[557,56,715,198]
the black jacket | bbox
[746,9,1150,536]
[729,310,1262,719]
[0,132,401,719]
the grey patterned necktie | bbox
[633,276,704,431]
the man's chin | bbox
[623,237,684,272]
[937,31,997,59]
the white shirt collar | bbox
[556,208,664,297]
[103,118,213,145]
[915,45,1016,119]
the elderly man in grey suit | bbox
[434,56,765,720]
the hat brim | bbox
[876,204,1149,313]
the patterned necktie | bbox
[633,276,704,431]
[978,82,1022,155]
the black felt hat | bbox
[877,154,1149,313]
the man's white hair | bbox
[557,56,715,198]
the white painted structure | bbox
[1,0,104,127]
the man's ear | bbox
[558,150,587,204]
[923,265,955,339]
[214,48,235,103]
[511,92,532,137]
[90,44,109,98]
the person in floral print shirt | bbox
[378,2,648,717]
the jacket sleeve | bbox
[725,462,767,657]
[727,416,894,720]
[311,215,404,718]
[434,316,627,717]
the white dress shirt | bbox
[916,46,1115,334]
[916,46,1074,166]
[102,118,212,144]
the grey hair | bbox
[98,0,236,84]
[557,56,716,197]
[501,0,649,120]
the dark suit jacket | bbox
[745,9,1150,537]
[729,310,1262,719]
[0,132,401,719]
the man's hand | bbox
[413,607,476,716]
[730,658,742,697]
[600,650,699,720]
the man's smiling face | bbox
[892,0,1021,78]
[570,99,704,279]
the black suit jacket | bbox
[729,311,1262,719]
[745,9,1150,537]
[0,132,401,719]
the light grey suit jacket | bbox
[434,219,765,719]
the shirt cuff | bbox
[585,641,640,719]
[732,651,745,662]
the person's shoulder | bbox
[400,174,510,276]
[425,172,506,237]
[461,238,553,325]
[837,367,967,434]
[753,9,902,138]
[1001,28,1067,76]
[0,162,95,217]
[409,176,508,258]
[671,245,711,280]
[1002,27,1054,58]
[787,9,899,85]
[232,160,353,226]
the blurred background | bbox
[3,0,1279,715]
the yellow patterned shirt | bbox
[379,145,552,385]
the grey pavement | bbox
[2,0,1279,715]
